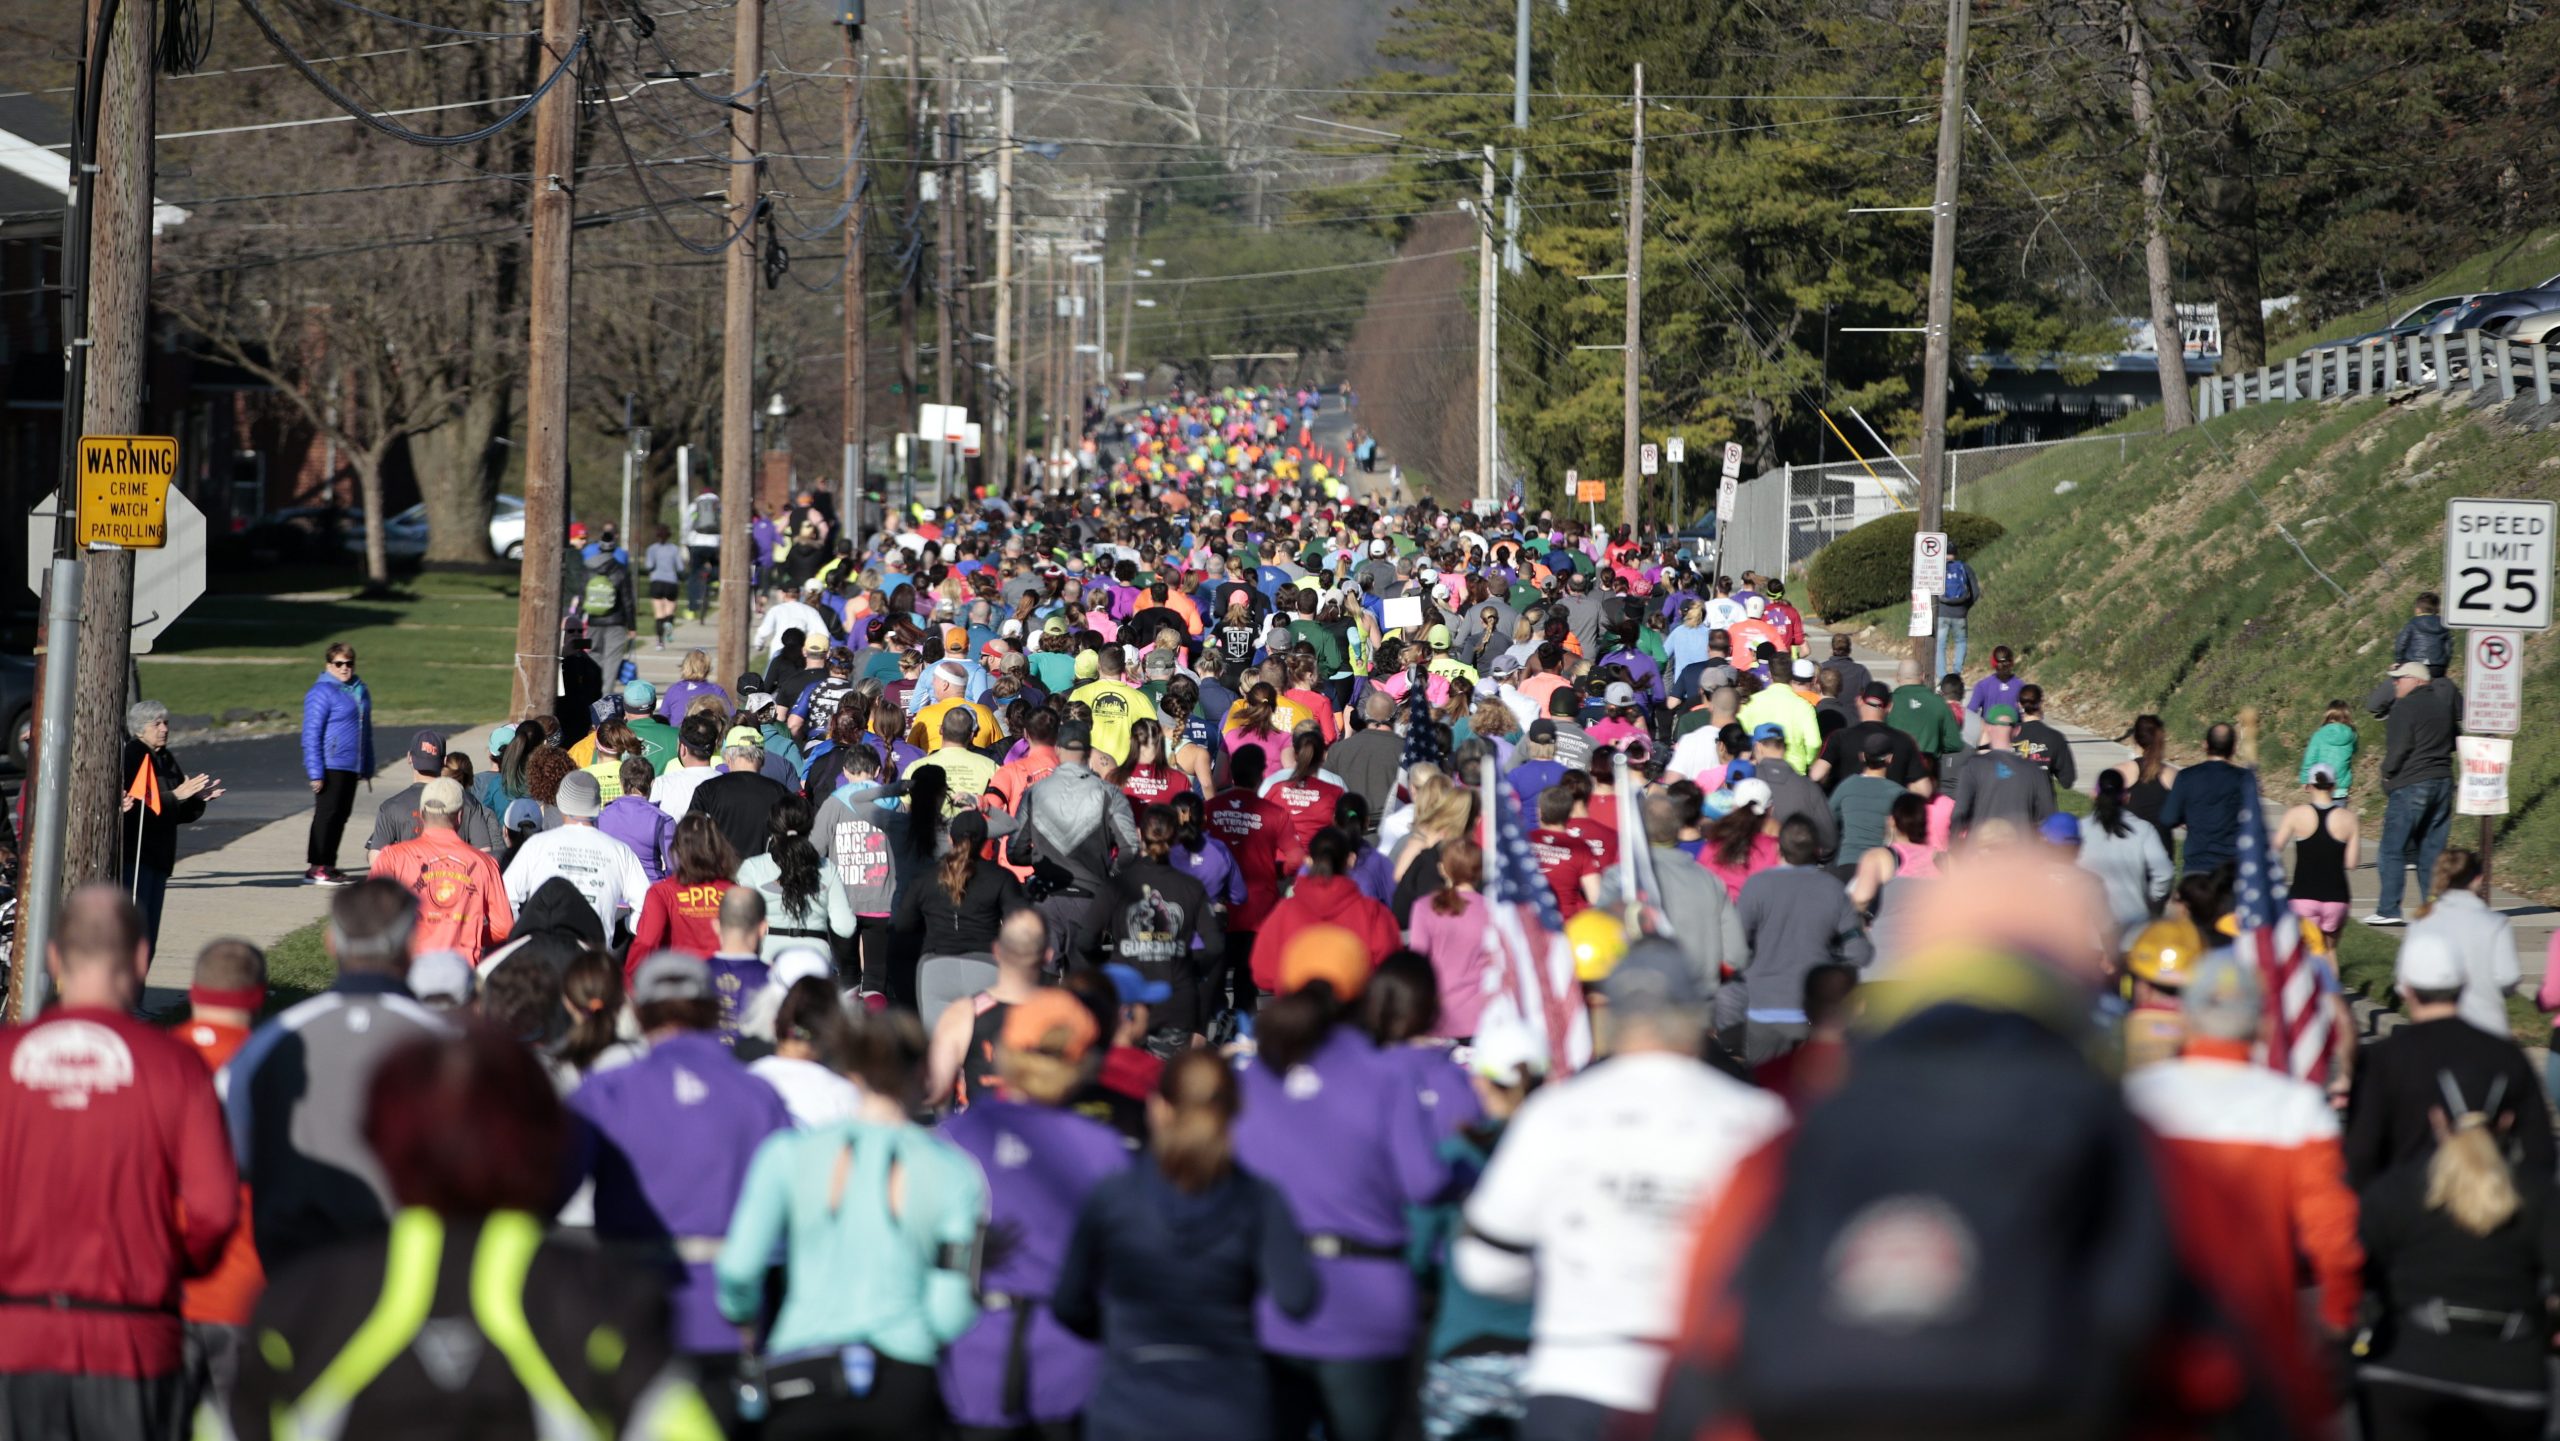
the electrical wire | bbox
[316,0,535,40]
[232,0,585,147]
[584,50,764,256]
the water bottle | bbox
[734,1352,768,1423]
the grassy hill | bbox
[1854,383,2560,898]
[2268,229,2560,364]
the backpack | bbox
[582,566,622,617]
[1941,558,1976,605]
[1712,1004,2217,1440]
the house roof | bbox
[0,88,188,233]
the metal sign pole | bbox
[16,560,83,1019]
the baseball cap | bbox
[804,631,831,655]
[942,625,969,654]
[621,680,657,710]
[722,725,764,754]
[1369,538,1387,557]
[1750,722,1788,745]
[409,729,447,773]
[948,810,990,849]
[1057,720,1094,751]
[1729,777,1773,813]
[1600,937,1708,1013]
[1859,681,1892,705]
[1791,658,1816,680]
[555,770,603,817]
[630,951,712,1004]
[1604,681,1637,707]
[503,797,545,831]
[410,951,477,1011]
[2181,950,2263,1041]
[1042,614,1069,636]
[487,723,517,756]
[2386,661,2430,681]
[420,776,468,814]
[1527,719,1558,744]
[2396,931,2466,992]
[1001,988,1100,1062]
[1101,962,1173,1008]
[1858,732,1895,761]
[735,671,771,696]
[2308,764,2336,787]
[1426,623,1452,650]
[2038,812,2082,846]
[1073,651,1101,681]
[1279,924,1372,999]
[1983,703,2021,726]
[738,687,777,714]
[768,948,834,997]
[1466,1008,1550,1082]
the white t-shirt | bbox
[752,599,831,662]
[1457,1050,1789,1412]
[1667,726,1724,783]
[502,823,650,938]
[749,1055,864,1129]
[1702,597,1746,630]
[650,761,718,823]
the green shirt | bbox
[1886,684,1965,755]
[1289,619,1346,676]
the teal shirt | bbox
[1028,650,1079,695]
[2299,721,2358,798]
[717,1121,990,1363]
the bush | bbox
[1802,510,2006,621]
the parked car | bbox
[2421,287,2560,338]
[340,494,528,561]
[2505,308,2560,346]
[2339,294,2476,346]
[233,504,357,563]
[0,654,32,775]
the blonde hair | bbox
[1414,775,1472,841]
[993,1044,1082,1106]
[680,649,712,682]
[2427,1115,2521,1236]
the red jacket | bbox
[626,877,735,977]
[0,1008,238,1376]
[1251,874,1399,993]
[1206,786,1296,933]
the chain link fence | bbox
[1717,432,2143,583]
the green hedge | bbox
[1802,510,2006,620]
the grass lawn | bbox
[262,919,337,1013]
[139,571,526,728]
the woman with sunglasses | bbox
[300,641,375,885]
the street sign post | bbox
[1665,436,1685,464]
[1639,443,1659,477]
[75,434,176,549]
[1912,529,1949,596]
[1713,441,1743,561]
[2445,497,2555,631]
[26,489,206,653]
[2465,629,2524,734]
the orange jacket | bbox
[369,831,512,962]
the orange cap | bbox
[1000,988,1099,1062]
[942,625,969,654]
[1279,924,1373,999]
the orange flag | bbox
[127,754,160,816]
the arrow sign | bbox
[26,490,206,654]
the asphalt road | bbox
[153,722,477,860]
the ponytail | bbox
[1255,979,1343,1075]
[1154,1051,1238,1195]
[2427,1114,2522,1236]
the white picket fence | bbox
[2198,329,2559,416]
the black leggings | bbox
[307,768,359,868]
[764,1355,941,1441]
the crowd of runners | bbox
[12,384,2558,1441]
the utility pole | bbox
[1045,248,1062,461]
[933,59,957,501]
[839,2,866,553]
[511,0,578,722]
[61,0,154,906]
[1619,63,1644,532]
[715,0,764,688]
[1917,0,1970,533]
[1010,241,1031,490]
[1116,198,1143,391]
[897,2,920,418]
[1505,0,1528,273]
[990,58,1013,493]
[1477,146,1497,506]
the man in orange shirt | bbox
[368,778,511,962]
[175,939,266,1421]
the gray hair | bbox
[126,699,170,733]
[327,879,419,975]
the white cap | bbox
[768,946,834,994]
[1370,538,1387,557]
[1729,778,1773,813]
[2396,931,2467,993]
[1791,658,1816,680]
[410,951,476,1010]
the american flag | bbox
[1480,755,1587,1076]
[1399,670,1447,776]
[2235,769,2337,1083]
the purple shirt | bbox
[1966,673,2025,717]
[936,1101,1132,1425]
[1600,648,1663,704]
[1378,1042,1485,1141]
[1300,845,1394,907]
[706,953,770,1049]
[657,680,726,726]
[1177,838,1244,949]
[569,1031,793,1353]
[1232,1028,1447,1360]
[597,795,674,883]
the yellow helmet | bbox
[1566,909,1627,984]
[2126,919,2205,989]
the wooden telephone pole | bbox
[715,0,764,687]
[1917,0,1970,533]
[1618,63,1644,532]
[511,0,578,721]
[989,60,1013,493]
[840,3,867,553]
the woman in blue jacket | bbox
[300,640,374,884]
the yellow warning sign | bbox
[77,435,176,549]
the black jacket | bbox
[2345,1016,2553,1188]
[687,769,796,868]
[2380,677,2462,791]
[2394,614,2452,669]
[118,737,207,874]
[893,861,1027,958]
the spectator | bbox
[300,640,375,885]
[2367,661,2462,926]
[118,698,220,954]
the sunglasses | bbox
[329,659,357,669]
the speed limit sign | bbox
[2446,498,2555,631]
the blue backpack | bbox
[1941,558,1977,605]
